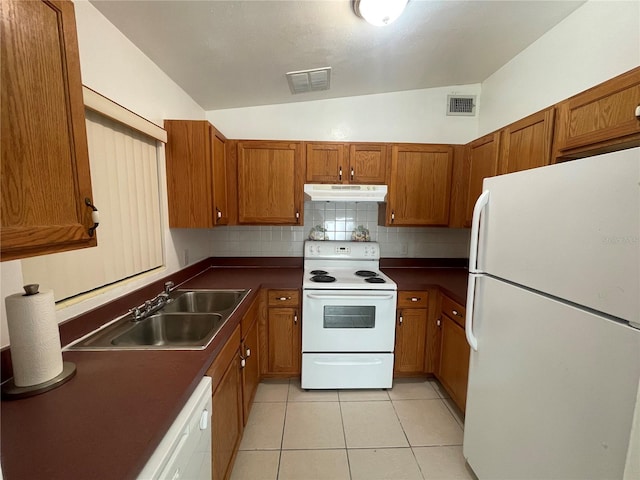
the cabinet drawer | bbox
[397,291,429,308]
[206,325,241,393]
[268,289,299,307]
[441,295,465,328]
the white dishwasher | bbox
[138,376,212,480]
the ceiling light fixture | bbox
[353,0,408,27]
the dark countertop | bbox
[1,261,467,480]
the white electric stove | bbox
[301,241,397,389]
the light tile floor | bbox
[231,378,477,480]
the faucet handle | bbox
[164,281,174,294]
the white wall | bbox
[0,1,209,348]
[479,0,640,135]
[207,84,481,144]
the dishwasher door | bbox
[138,376,212,480]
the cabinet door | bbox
[386,144,453,226]
[554,67,640,157]
[242,316,260,424]
[438,315,470,412]
[268,307,301,375]
[500,108,554,175]
[211,354,243,480]
[349,143,387,184]
[305,143,345,183]
[464,132,501,226]
[394,308,428,375]
[212,128,229,225]
[237,141,303,225]
[1,0,96,261]
[165,120,214,228]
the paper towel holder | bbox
[2,362,77,400]
[2,284,77,400]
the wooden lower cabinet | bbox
[207,326,243,480]
[435,294,470,412]
[394,291,429,375]
[241,303,260,424]
[265,289,301,376]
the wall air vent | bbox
[286,67,331,95]
[447,95,476,116]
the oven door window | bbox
[323,306,375,329]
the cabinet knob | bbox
[410,297,421,302]
[246,347,251,358]
[85,198,100,237]
[635,104,640,119]
[437,316,442,327]
[391,211,395,223]
[294,312,298,324]
[216,207,222,219]
[339,165,343,181]
[295,210,300,223]
[240,358,246,368]
[452,310,462,317]
[350,167,354,180]
[399,313,403,325]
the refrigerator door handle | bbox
[465,272,479,351]
[466,190,489,352]
[468,190,490,274]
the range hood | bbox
[304,184,388,202]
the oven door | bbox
[302,289,397,352]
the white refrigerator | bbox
[463,147,640,479]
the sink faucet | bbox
[129,281,175,322]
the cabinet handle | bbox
[246,347,251,358]
[240,358,246,368]
[339,165,343,181]
[437,317,442,327]
[216,207,222,219]
[635,104,640,119]
[85,198,100,237]
[350,167,354,181]
[399,312,403,325]
[278,296,292,301]
[452,310,463,317]
[294,312,298,324]
[295,210,300,223]
[391,211,395,223]
[409,297,421,302]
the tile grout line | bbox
[275,379,293,480]
[338,391,353,480]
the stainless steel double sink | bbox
[66,289,250,351]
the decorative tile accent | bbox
[209,202,470,257]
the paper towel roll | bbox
[5,289,63,387]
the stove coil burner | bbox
[365,277,386,284]
[355,270,378,278]
[311,275,336,283]
[310,270,329,276]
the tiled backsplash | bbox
[209,202,470,257]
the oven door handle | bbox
[312,359,384,366]
[305,293,396,301]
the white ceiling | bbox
[90,0,585,111]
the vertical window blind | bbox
[21,109,164,302]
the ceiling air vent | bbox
[286,67,331,95]
[447,95,476,116]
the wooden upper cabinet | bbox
[165,120,229,228]
[305,142,387,184]
[1,0,96,261]
[554,67,640,159]
[211,128,229,225]
[499,107,555,175]
[237,141,304,225]
[383,144,453,226]
[305,143,347,183]
[349,143,387,184]
[464,132,501,226]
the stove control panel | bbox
[305,241,380,260]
